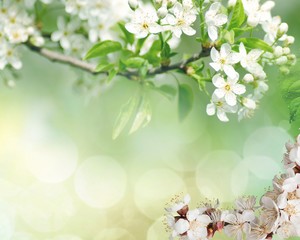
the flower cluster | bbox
[0,1,44,71]
[165,134,300,240]
[125,0,296,122]
[50,0,130,57]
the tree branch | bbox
[26,44,211,79]
[27,44,98,73]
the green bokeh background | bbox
[0,1,300,239]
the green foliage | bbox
[112,92,152,139]
[178,84,194,122]
[281,65,300,123]
[84,40,123,60]
[228,0,245,30]
[238,38,274,53]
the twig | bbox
[26,44,211,78]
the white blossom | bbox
[165,3,197,38]
[210,44,240,79]
[126,7,162,39]
[205,2,228,41]
[212,74,246,106]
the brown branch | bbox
[27,44,98,73]
[26,44,211,78]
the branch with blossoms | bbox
[165,134,300,240]
[0,0,297,138]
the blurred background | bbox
[0,0,300,239]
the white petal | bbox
[187,209,199,221]
[215,14,228,26]
[214,89,226,99]
[210,62,221,72]
[212,75,226,88]
[209,2,221,14]
[182,26,196,36]
[232,84,246,95]
[51,31,63,42]
[220,43,231,57]
[174,219,190,234]
[206,103,216,116]
[210,47,220,62]
[217,110,229,122]
[224,65,238,79]
[208,26,218,41]
[239,42,247,57]
[225,92,237,106]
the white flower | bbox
[0,44,22,70]
[262,16,282,43]
[51,17,80,50]
[165,3,196,38]
[239,43,264,76]
[235,196,257,222]
[210,43,240,78]
[125,7,162,38]
[248,216,274,240]
[186,213,212,240]
[64,0,88,20]
[206,93,238,122]
[205,2,228,41]
[166,194,191,213]
[260,196,280,231]
[5,25,29,44]
[212,74,246,106]
[224,212,251,240]
[276,221,297,239]
[243,0,275,27]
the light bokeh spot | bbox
[243,156,281,180]
[74,156,127,209]
[134,169,186,219]
[196,151,248,201]
[24,134,78,183]
[19,183,76,233]
[243,127,291,159]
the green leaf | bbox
[118,22,135,45]
[123,57,146,68]
[107,68,118,83]
[84,40,122,60]
[232,27,253,37]
[95,63,115,73]
[178,84,194,122]
[157,85,177,101]
[112,95,138,140]
[281,66,300,122]
[228,0,245,29]
[129,95,152,134]
[238,38,273,53]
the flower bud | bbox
[274,46,283,57]
[279,66,290,75]
[5,79,16,88]
[285,36,295,45]
[186,66,195,76]
[128,0,139,10]
[157,7,168,18]
[283,47,290,55]
[277,23,288,37]
[242,98,256,110]
[243,74,254,83]
[276,56,288,65]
